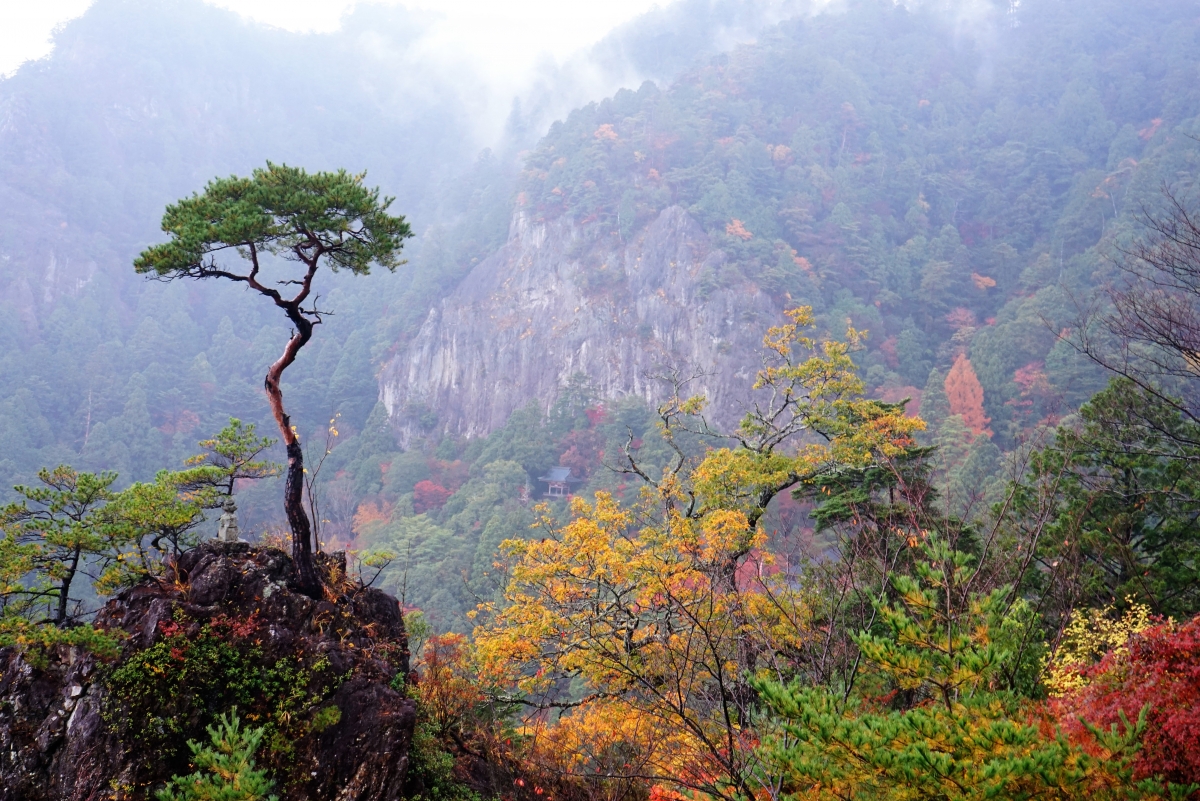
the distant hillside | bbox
[0,0,489,511]
[382,0,1200,452]
[0,0,770,511]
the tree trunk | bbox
[265,323,321,598]
[55,545,81,626]
[284,439,321,596]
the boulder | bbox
[0,541,415,801]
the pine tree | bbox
[753,537,1162,801]
[920,368,951,434]
[135,163,412,597]
[156,711,278,801]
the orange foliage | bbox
[352,499,393,535]
[593,124,618,141]
[971,272,997,290]
[945,307,977,330]
[945,353,992,437]
[725,219,753,240]
[417,634,486,735]
[413,480,453,514]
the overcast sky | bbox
[0,0,670,78]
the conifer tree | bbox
[1,467,119,626]
[920,368,951,433]
[156,711,278,801]
[134,163,412,595]
[176,418,280,503]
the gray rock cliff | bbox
[381,206,784,444]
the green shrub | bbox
[156,710,277,801]
[104,610,341,773]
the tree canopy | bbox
[134,162,411,281]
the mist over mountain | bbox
[1,0,1198,553]
[7,2,1200,797]
[0,0,782,517]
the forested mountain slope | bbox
[8,3,1200,795]
[0,0,781,519]
[3,0,1200,632]
[0,0,481,509]
[383,0,1200,455]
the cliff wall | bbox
[381,206,782,444]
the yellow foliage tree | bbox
[1045,600,1157,696]
[474,308,924,801]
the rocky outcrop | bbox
[381,206,781,444]
[0,542,415,801]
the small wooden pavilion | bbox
[538,466,582,498]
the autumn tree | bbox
[134,163,412,595]
[945,352,992,437]
[475,308,922,799]
[1052,612,1200,789]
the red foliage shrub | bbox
[584,405,608,427]
[413,480,453,514]
[557,429,604,480]
[1053,615,1200,785]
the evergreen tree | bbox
[134,163,412,596]
[1012,379,1200,620]
[753,537,1164,801]
[156,711,278,801]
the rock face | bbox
[381,206,782,445]
[0,542,415,801]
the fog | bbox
[3,0,813,150]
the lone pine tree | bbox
[135,163,411,595]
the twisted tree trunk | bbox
[264,310,321,598]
